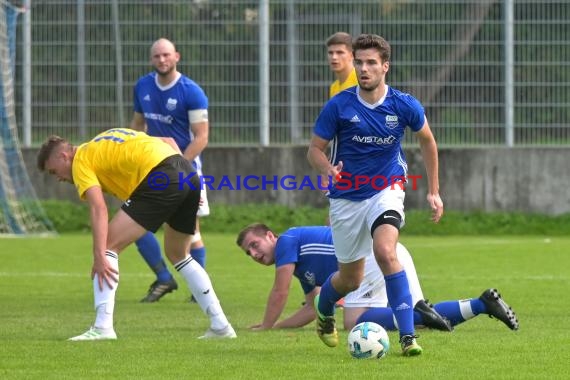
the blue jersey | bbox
[274,226,338,295]
[133,72,208,171]
[313,85,425,201]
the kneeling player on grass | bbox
[236,224,519,332]
[37,128,236,341]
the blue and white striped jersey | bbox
[275,226,338,294]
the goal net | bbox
[0,1,54,235]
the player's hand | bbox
[427,193,444,223]
[320,161,344,190]
[91,254,119,291]
[249,323,268,331]
[329,161,343,184]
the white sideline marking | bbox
[0,272,154,278]
[403,239,551,249]
[0,272,566,281]
[417,274,568,281]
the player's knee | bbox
[374,242,399,267]
[374,241,397,259]
[370,210,401,266]
[343,309,361,331]
[107,234,134,253]
[164,250,187,265]
[344,318,356,331]
[374,252,399,270]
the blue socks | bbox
[356,307,439,331]
[433,298,486,326]
[356,308,397,330]
[384,270,415,337]
[135,233,209,283]
[318,274,343,316]
[135,232,173,283]
[318,269,415,338]
[358,298,489,330]
[191,246,206,268]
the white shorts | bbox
[329,187,405,264]
[197,187,210,217]
[197,167,210,217]
[344,242,424,308]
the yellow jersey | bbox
[328,68,358,98]
[72,128,179,200]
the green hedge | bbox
[40,200,91,232]
[40,200,570,236]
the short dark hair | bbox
[236,223,274,248]
[352,34,391,62]
[326,32,352,50]
[37,135,68,171]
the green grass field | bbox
[1,234,568,379]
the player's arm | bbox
[416,119,444,223]
[84,186,117,290]
[183,119,209,163]
[307,135,342,187]
[130,111,147,132]
[273,287,319,328]
[251,263,295,330]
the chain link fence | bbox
[10,0,570,146]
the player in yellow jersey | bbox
[326,32,358,98]
[37,128,236,341]
[326,32,359,309]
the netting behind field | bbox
[13,0,570,147]
[0,1,54,235]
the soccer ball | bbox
[347,322,390,359]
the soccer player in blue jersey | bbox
[236,224,518,332]
[37,129,236,340]
[307,34,444,356]
[131,38,211,303]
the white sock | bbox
[174,256,229,330]
[93,250,119,330]
[459,299,476,320]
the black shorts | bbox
[121,155,201,234]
